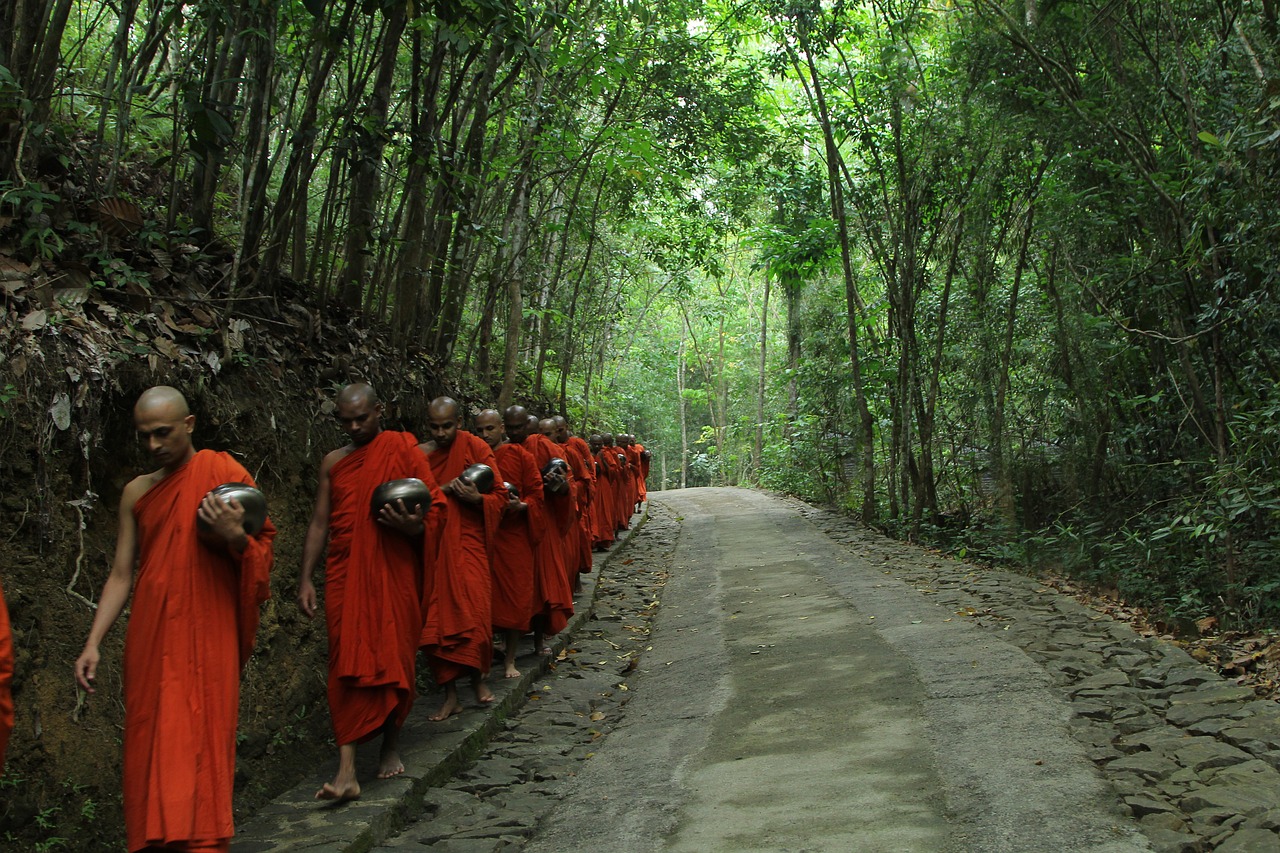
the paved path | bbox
[527,488,1145,853]
[235,487,1280,853]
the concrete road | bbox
[525,487,1149,853]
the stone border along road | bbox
[230,503,654,853]
[791,498,1280,853]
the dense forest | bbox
[7,0,1280,622]
[3,0,1280,843]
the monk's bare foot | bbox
[377,749,404,779]
[504,662,521,678]
[429,697,463,721]
[474,680,495,705]
[316,781,360,802]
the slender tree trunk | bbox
[3,0,74,183]
[336,5,406,309]
[678,336,689,489]
[801,39,876,520]
[756,275,770,476]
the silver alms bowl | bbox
[197,483,268,535]
[459,463,495,494]
[371,478,433,516]
[503,481,519,498]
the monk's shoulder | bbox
[122,471,158,508]
[321,444,354,472]
[206,448,253,480]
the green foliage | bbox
[1,182,65,259]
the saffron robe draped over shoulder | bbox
[325,430,442,746]
[123,449,274,853]
[422,431,505,682]
[490,443,543,632]
[0,578,12,771]
[520,434,575,636]
[634,442,650,503]
[624,443,644,510]
[560,438,593,571]
[611,448,632,531]
[593,448,618,547]
[561,437,594,574]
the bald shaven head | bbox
[474,409,505,451]
[134,386,196,471]
[503,405,530,444]
[552,415,569,443]
[333,382,383,446]
[427,396,461,449]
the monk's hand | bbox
[297,578,318,618]
[378,498,426,535]
[451,477,482,505]
[544,470,567,495]
[74,645,99,693]
[198,492,249,552]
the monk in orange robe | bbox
[552,416,595,577]
[299,382,443,801]
[75,386,274,852]
[634,438,651,504]
[504,406,574,653]
[475,410,542,678]
[540,417,585,589]
[420,397,506,720]
[589,433,616,550]
[0,578,12,771]
[603,433,633,532]
[621,435,645,514]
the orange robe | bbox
[592,449,617,548]
[609,447,631,530]
[553,440,584,580]
[325,430,442,746]
[624,443,644,510]
[518,434,575,635]
[491,443,543,632]
[123,449,274,852]
[422,431,505,683]
[0,578,11,771]
[563,437,595,574]
[634,442,650,503]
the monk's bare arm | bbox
[74,476,146,693]
[298,450,339,618]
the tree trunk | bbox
[336,5,406,310]
[756,275,770,476]
[801,38,876,520]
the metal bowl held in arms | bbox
[197,483,268,536]
[541,457,570,495]
[503,481,520,499]
[459,463,495,494]
[617,452,626,465]
[371,478,433,517]
[640,450,651,462]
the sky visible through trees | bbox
[5,0,1280,624]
